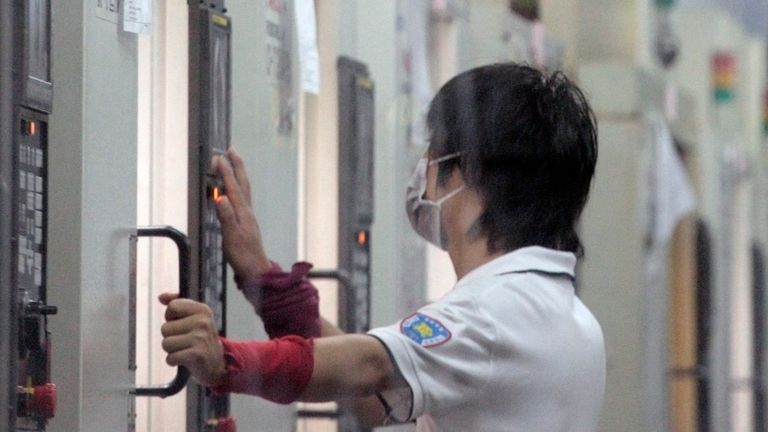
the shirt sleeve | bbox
[367,294,496,421]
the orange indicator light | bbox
[212,186,222,202]
[22,120,37,136]
[357,230,367,245]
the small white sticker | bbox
[295,0,320,94]
[123,0,152,34]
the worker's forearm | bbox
[298,334,393,403]
[312,319,391,427]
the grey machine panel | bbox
[1,0,58,431]
[187,2,234,431]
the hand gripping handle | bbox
[131,226,191,398]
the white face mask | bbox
[405,152,465,250]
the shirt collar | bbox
[455,246,577,288]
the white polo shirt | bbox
[368,246,605,431]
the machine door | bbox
[1,1,57,431]
[187,2,234,431]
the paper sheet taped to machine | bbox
[295,0,320,94]
[123,0,152,34]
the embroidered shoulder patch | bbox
[400,313,452,348]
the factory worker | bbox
[159,62,606,431]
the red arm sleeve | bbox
[212,336,315,405]
[236,261,322,339]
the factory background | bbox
[5,0,768,431]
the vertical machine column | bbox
[0,1,14,428]
[753,244,766,432]
[336,56,375,432]
[1,1,57,431]
[336,57,375,337]
[188,2,234,432]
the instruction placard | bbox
[123,0,152,34]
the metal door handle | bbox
[130,225,191,398]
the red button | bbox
[31,384,56,419]
[215,416,236,432]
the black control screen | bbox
[211,29,229,153]
[27,0,50,83]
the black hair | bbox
[427,63,598,256]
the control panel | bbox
[15,110,56,431]
[188,2,234,431]
[2,1,58,431]
[337,57,375,336]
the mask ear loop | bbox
[435,185,466,205]
[426,151,463,201]
[428,152,462,166]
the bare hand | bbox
[159,293,227,387]
[214,148,272,281]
